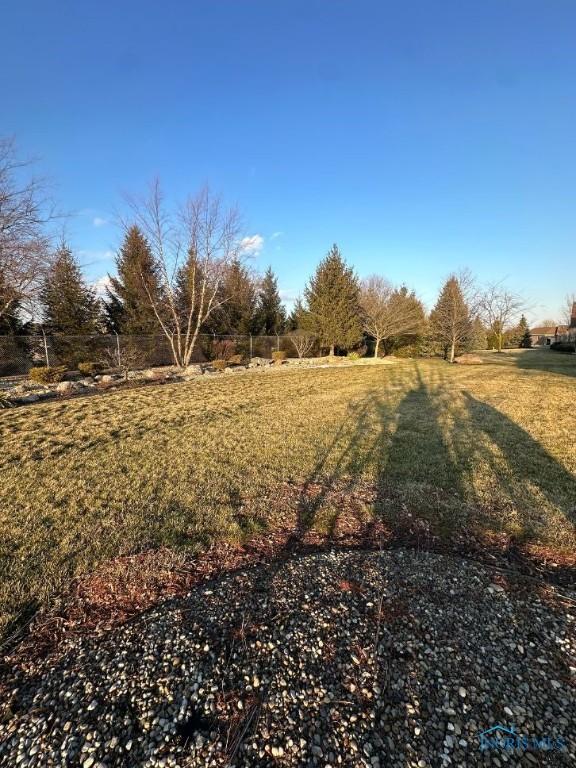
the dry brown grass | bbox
[1,349,575,639]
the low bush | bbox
[272,350,287,363]
[347,351,361,361]
[212,340,237,361]
[391,344,419,358]
[29,365,67,384]
[228,354,244,366]
[77,361,98,376]
[550,342,575,354]
[212,359,228,371]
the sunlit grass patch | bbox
[0,349,575,638]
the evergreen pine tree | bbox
[287,297,308,331]
[465,317,488,351]
[254,266,286,335]
[103,290,124,334]
[429,276,471,362]
[174,247,205,324]
[304,244,362,355]
[518,314,532,348]
[209,259,257,335]
[40,244,100,333]
[106,225,163,334]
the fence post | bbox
[41,327,50,367]
[276,334,280,351]
[114,331,121,367]
[249,334,253,359]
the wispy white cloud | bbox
[92,275,112,297]
[93,216,107,228]
[279,288,299,308]
[79,249,115,266]
[270,231,283,240]
[239,234,264,255]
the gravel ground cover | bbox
[0,549,574,768]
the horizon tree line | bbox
[0,137,557,366]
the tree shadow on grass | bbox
[459,391,576,541]
[486,348,576,379]
[375,370,468,539]
[5,370,575,764]
[286,364,575,584]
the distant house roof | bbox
[530,326,568,335]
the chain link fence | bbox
[0,333,322,377]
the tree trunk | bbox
[374,338,380,358]
[497,332,503,352]
[329,344,335,356]
[449,339,456,363]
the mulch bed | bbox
[3,479,574,677]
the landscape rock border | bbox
[0,356,398,408]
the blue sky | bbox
[2,0,575,320]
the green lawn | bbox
[1,348,575,639]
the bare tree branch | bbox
[123,181,243,368]
[289,329,315,358]
[0,137,58,321]
[478,282,524,353]
[360,275,424,357]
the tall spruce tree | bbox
[255,266,285,335]
[102,290,124,334]
[106,225,163,334]
[209,259,257,335]
[174,247,206,325]
[429,275,471,362]
[304,244,362,355]
[518,314,532,348]
[466,317,488,351]
[40,244,100,333]
[287,296,308,331]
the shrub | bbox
[550,341,575,354]
[212,340,237,361]
[77,361,98,376]
[212,359,228,371]
[29,365,67,384]
[272,350,287,363]
[228,354,244,366]
[288,330,316,359]
[347,351,361,361]
[391,343,422,359]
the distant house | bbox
[529,325,567,346]
[530,303,576,346]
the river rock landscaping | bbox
[1,549,574,767]
[0,356,395,407]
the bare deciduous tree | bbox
[360,275,424,357]
[124,180,243,368]
[478,282,524,353]
[562,293,576,327]
[563,293,576,351]
[0,137,56,320]
[289,329,315,358]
